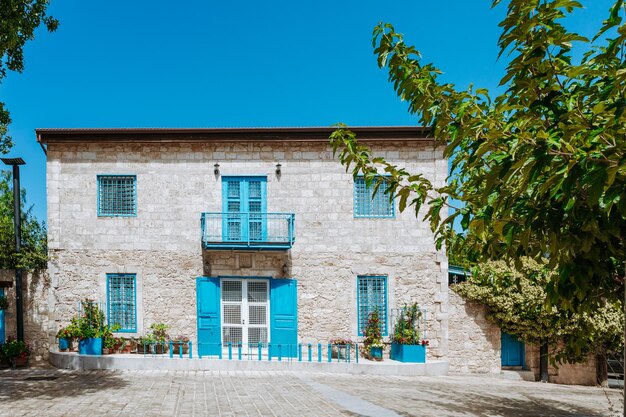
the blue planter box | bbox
[390,343,426,363]
[370,347,383,360]
[78,337,102,355]
[58,338,70,351]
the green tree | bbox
[0,0,58,153]
[330,0,626,310]
[0,170,47,269]
[455,259,623,363]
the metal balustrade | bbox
[201,212,295,250]
[133,341,360,363]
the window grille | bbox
[357,275,387,336]
[107,274,137,332]
[97,175,137,216]
[354,177,394,218]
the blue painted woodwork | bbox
[223,176,267,242]
[354,177,394,218]
[0,288,4,344]
[201,212,295,250]
[106,273,137,332]
[357,276,388,336]
[390,344,426,362]
[270,278,298,358]
[196,277,221,356]
[501,332,525,367]
[78,337,103,355]
[97,175,137,217]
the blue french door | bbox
[222,177,267,242]
[501,332,525,367]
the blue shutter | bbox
[0,289,4,344]
[270,278,298,357]
[197,277,221,356]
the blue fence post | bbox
[169,341,173,358]
[189,341,193,359]
[317,343,322,362]
[328,344,332,363]
[258,342,262,361]
[268,344,272,361]
[198,342,202,359]
[355,343,358,364]
[238,342,242,360]
[347,344,351,363]
[228,342,232,360]
[278,345,282,362]
[298,344,302,362]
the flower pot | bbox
[78,337,103,355]
[172,342,189,355]
[370,346,383,361]
[331,345,351,360]
[10,356,28,369]
[119,343,132,354]
[137,343,167,354]
[390,343,426,363]
[59,338,71,351]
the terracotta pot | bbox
[10,356,28,369]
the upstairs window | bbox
[97,175,137,217]
[354,177,394,218]
[357,275,388,336]
[107,273,137,332]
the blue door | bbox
[270,278,298,357]
[0,288,4,344]
[197,277,221,356]
[501,332,525,366]
[222,177,267,242]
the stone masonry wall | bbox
[448,290,501,373]
[46,139,449,360]
[525,344,598,386]
[0,269,53,361]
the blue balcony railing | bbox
[201,212,295,250]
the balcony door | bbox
[222,176,267,242]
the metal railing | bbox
[130,341,360,363]
[201,212,295,249]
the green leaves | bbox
[0,1,58,153]
[331,0,626,312]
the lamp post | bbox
[1,157,25,341]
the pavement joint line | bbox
[294,373,401,417]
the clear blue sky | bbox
[0,0,614,222]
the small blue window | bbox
[107,273,137,332]
[357,275,387,336]
[354,177,394,218]
[97,175,137,217]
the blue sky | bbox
[0,0,615,222]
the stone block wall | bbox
[525,344,598,386]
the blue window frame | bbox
[354,177,394,218]
[107,273,137,332]
[222,176,267,242]
[357,275,387,336]
[97,175,137,217]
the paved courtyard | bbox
[0,368,623,417]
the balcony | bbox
[201,212,295,250]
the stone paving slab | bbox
[0,368,622,417]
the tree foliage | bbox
[330,0,626,310]
[0,170,47,269]
[455,258,623,363]
[0,0,58,153]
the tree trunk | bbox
[540,341,549,383]
[596,353,608,387]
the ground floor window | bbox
[357,275,387,336]
[107,273,137,332]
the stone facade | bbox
[42,131,450,361]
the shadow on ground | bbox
[0,369,128,402]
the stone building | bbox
[36,127,450,360]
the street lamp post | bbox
[1,157,25,341]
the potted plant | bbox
[171,335,190,355]
[118,337,134,354]
[329,337,354,360]
[2,337,30,368]
[137,333,157,354]
[102,324,121,354]
[362,309,384,361]
[390,303,427,363]
[150,323,169,354]
[57,326,74,351]
[76,300,105,355]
